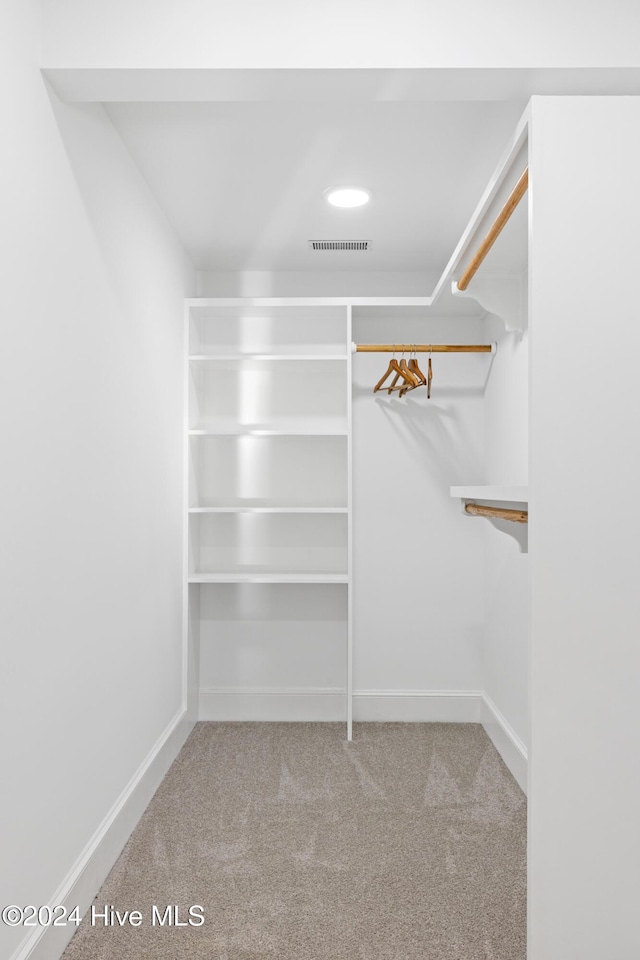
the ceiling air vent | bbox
[309,240,370,251]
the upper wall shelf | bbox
[450,485,528,503]
[427,110,529,331]
[189,354,347,362]
[450,167,528,334]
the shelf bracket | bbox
[451,276,525,334]
[460,499,528,553]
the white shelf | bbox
[189,423,347,437]
[189,572,349,584]
[450,485,528,503]
[189,506,347,514]
[189,354,347,362]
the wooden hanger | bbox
[399,350,420,389]
[373,347,415,394]
[403,345,432,398]
[373,353,403,393]
[407,345,427,391]
[394,346,419,397]
[389,346,420,395]
[372,344,433,397]
[389,345,422,397]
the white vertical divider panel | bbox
[183,304,199,725]
[182,303,190,713]
[528,96,640,960]
[346,305,354,740]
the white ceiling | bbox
[106,100,526,276]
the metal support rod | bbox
[354,343,494,353]
[464,502,528,524]
[456,167,528,292]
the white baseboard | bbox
[199,688,482,723]
[199,687,347,721]
[481,693,528,794]
[354,689,483,722]
[11,708,191,960]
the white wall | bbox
[528,96,640,960]
[480,311,530,757]
[41,0,640,69]
[352,311,487,714]
[0,3,195,958]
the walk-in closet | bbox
[183,116,530,783]
[7,6,640,956]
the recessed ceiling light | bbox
[325,186,371,208]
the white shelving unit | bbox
[185,301,353,737]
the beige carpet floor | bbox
[62,722,526,960]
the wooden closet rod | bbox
[464,503,528,524]
[354,344,494,353]
[456,167,528,292]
